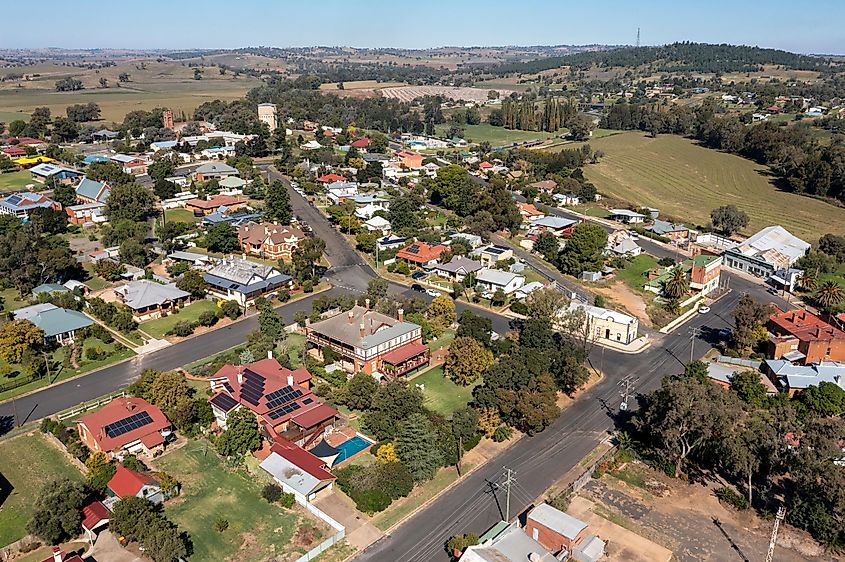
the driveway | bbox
[313,491,383,551]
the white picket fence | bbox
[57,391,126,421]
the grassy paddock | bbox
[0,432,84,546]
[319,80,405,90]
[409,366,477,416]
[436,123,563,146]
[563,132,845,240]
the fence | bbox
[716,356,762,369]
[57,390,127,421]
[293,501,346,562]
[0,373,38,394]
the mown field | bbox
[568,132,845,241]
[436,123,563,146]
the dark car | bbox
[411,283,426,292]
[411,271,427,280]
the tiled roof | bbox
[108,465,158,498]
[77,397,170,452]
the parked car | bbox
[425,288,442,297]
[411,284,426,293]
[698,305,711,314]
[411,271,427,280]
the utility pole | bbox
[502,467,516,521]
[765,505,786,562]
[618,375,638,411]
[636,27,641,48]
[689,326,701,364]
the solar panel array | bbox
[302,397,314,405]
[265,386,303,410]
[240,371,266,406]
[104,411,154,438]
[267,401,301,420]
[210,393,238,411]
[406,244,420,254]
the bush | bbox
[355,489,391,513]
[167,321,196,337]
[715,486,749,510]
[85,346,110,361]
[303,280,314,293]
[262,483,283,503]
[121,455,147,472]
[279,492,295,509]
[509,301,528,315]
[198,310,218,327]
[220,300,241,320]
[376,461,414,500]
[493,425,513,442]
[214,518,229,532]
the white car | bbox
[425,288,442,298]
[698,305,711,314]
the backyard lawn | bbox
[410,366,477,416]
[0,170,36,193]
[614,254,659,292]
[0,287,31,312]
[427,330,455,352]
[155,440,323,562]
[81,263,113,291]
[0,432,84,546]
[140,300,219,339]
[162,208,200,224]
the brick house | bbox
[525,503,589,553]
[184,194,246,216]
[76,397,172,459]
[238,222,306,261]
[768,308,845,364]
[395,241,447,266]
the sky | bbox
[3,0,843,55]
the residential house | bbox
[81,154,111,166]
[305,306,428,377]
[238,222,305,261]
[396,150,424,170]
[107,465,163,504]
[607,209,646,224]
[516,202,544,221]
[14,303,93,345]
[647,219,691,241]
[473,244,513,266]
[112,280,191,320]
[363,216,392,235]
[203,257,293,307]
[193,162,239,181]
[764,359,845,396]
[396,241,447,266]
[350,138,370,150]
[42,548,84,562]
[607,234,642,257]
[66,202,106,225]
[184,194,247,216]
[91,129,119,141]
[528,216,579,237]
[0,192,61,220]
[201,146,237,160]
[75,178,110,205]
[201,209,262,227]
[768,308,845,364]
[326,181,359,204]
[209,356,336,450]
[77,397,172,458]
[218,175,247,195]
[514,281,545,300]
[32,283,69,296]
[528,179,557,193]
[301,140,323,150]
[552,193,580,206]
[723,226,810,278]
[1,145,26,158]
[109,154,147,175]
[260,441,336,503]
[563,302,639,345]
[377,235,408,250]
[166,250,216,268]
[449,231,484,249]
[475,269,525,295]
[316,173,346,184]
[706,362,777,394]
[432,256,483,283]
[28,163,83,184]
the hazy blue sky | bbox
[4,0,842,54]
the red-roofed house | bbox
[184,194,246,216]
[208,356,336,449]
[396,150,423,170]
[80,500,110,542]
[478,161,493,171]
[768,308,845,364]
[2,146,26,158]
[517,202,544,221]
[350,138,370,149]
[395,241,447,265]
[42,547,83,562]
[259,440,336,503]
[238,222,306,261]
[317,173,346,183]
[107,464,164,504]
[76,397,172,459]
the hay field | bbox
[571,132,845,241]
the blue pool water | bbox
[335,436,372,462]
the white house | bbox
[607,209,646,224]
[363,216,392,235]
[476,269,525,295]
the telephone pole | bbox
[619,375,638,411]
[765,505,786,562]
[636,27,641,48]
[502,467,516,521]
[689,326,701,364]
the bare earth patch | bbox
[594,281,652,327]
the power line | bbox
[502,467,516,521]
[689,326,702,364]
[619,375,638,411]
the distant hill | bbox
[494,42,833,75]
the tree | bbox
[28,207,67,235]
[257,298,286,342]
[176,269,206,298]
[663,267,690,299]
[451,406,480,447]
[801,381,845,416]
[292,238,326,281]
[105,183,154,222]
[815,280,845,311]
[221,300,241,320]
[51,117,79,142]
[568,114,596,140]
[119,238,150,267]
[346,372,379,410]
[396,413,443,482]
[366,278,388,305]
[86,451,117,491]
[264,180,292,223]
[798,270,818,291]
[524,287,567,322]
[362,379,425,441]
[147,159,175,183]
[731,295,770,352]
[0,319,44,364]
[534,231,559,262]
[498,373,560,434]
[216,407,261,459]
[110,497,155,542]
[446,336,494,386]
[149,371,190,412]
[376,442,400,463]
[446,534,479,557]
[710,205,749,236]
[387,196,420,232]
[26,479,86,544]
[427,295,456,332]
[557,224,607,275]
[730,370,767,407]
[456,310,492,347]
[52,184,77,207]
[205,222,239,253]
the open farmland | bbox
[569,132,845,241]
[380,85,514,102]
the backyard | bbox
[140,300,220,339]
[0,287,31,313]
[567,131,845,240]
[154,440,326,562]
[409,365,478,416]
[161,208,201,224]
[0,432,84,546]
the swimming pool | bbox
[335,436,373,462]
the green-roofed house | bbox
[644,254,722,303]
[14,303,93,345]
[32,283,70,296]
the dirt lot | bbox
[582,462,831,562]
[594,281,652,327]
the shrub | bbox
[221,300,241,320]
[279,492,295,509]
[493,425,513,442]
[509,301,528,315]
[303,280,314,293]
[121,455,147,472]
[214,518,229,532]
[355,489,391,513]
[262,483,283,503]
[167,321,195,337]
[198,310,218,327]
[85,346,109,361]
[548,490,571,512]
[715,486,749,510]
[376,461,414,500]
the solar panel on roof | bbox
[210,393,238,411]
[104,411,154,438]
[303,398,314,405]
[407,244,420,254]
[264,386,303,410]
[267,401,301,420]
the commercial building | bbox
[768,308,845,364]
[258,103,278,131]
[722,226,809,278]
[0,192,61,219]
[563,302,639,345]
[29,163,83,184]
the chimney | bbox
[287,374,294,387]
[348,310,354,323]
[398,308,404,322]
[237,365,244,385]
[359,323,366,338]
[267,350,273,360]
[365,298,370,310]
[52,547,62,562]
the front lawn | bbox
[409,366,477,416]
[615,254,659,292]
[155,440,323,562]
[140,300,219,339]
[0,432,84,546]
[427,330,455,352]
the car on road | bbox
[767,287,779,295]
[698,305,711,314]
[718,328,731,338]
[425,288,441,297]
[411,283,426,293]
[411,271,427,280]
